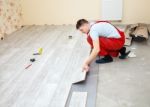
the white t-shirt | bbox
[89,22,121,40]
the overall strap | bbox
[95,20,121,33]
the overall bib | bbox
[87,21,125,57]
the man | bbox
[76,19,130,72]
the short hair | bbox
[76,19,89,29]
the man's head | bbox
[76,19,90,34]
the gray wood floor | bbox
[0,25,90,107]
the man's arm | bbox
[83,38,100,72]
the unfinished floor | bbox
[0,25,150,107]
[96,37,150,107]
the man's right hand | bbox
[82,63,90,72]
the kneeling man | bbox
[76,19,130,72]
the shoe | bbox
[119,47,131,59]
[119,47,126,55]
[119,51,131,59]
[96,55,113,64]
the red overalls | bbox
[87,21,125,57]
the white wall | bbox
[21,0,150,25]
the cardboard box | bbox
[124,25,133,46]
[147,25,150,35]
[124,23,149,45]
[131,23,149,41]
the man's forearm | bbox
[85,48,100,65]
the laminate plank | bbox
[50,26,90,107]
[0,26,29,44]
[33,84,57,107]
[10,26,65,107]
[67,33,90,83]
[0,26,32,58]
[48,26,80,107]
[0,26,43,78]
[66,59,99,107]
[1,25,59,104]
[10,25,77,107]
[0,26,39,66]
[0,26,41,86]
[69,92,87,107]
[0,26,50,107]
[0,25,90,107]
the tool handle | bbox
[25,64,32,69]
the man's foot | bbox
[119,47,131,59]
[119,47,126,55]
[119,51,131,59]
[96,55,113,64]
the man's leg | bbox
[96,36,124,64]
[96,38,114,64]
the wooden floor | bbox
[0,25,90,107]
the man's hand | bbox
[82,38,100,72]
[82,62,89,72]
